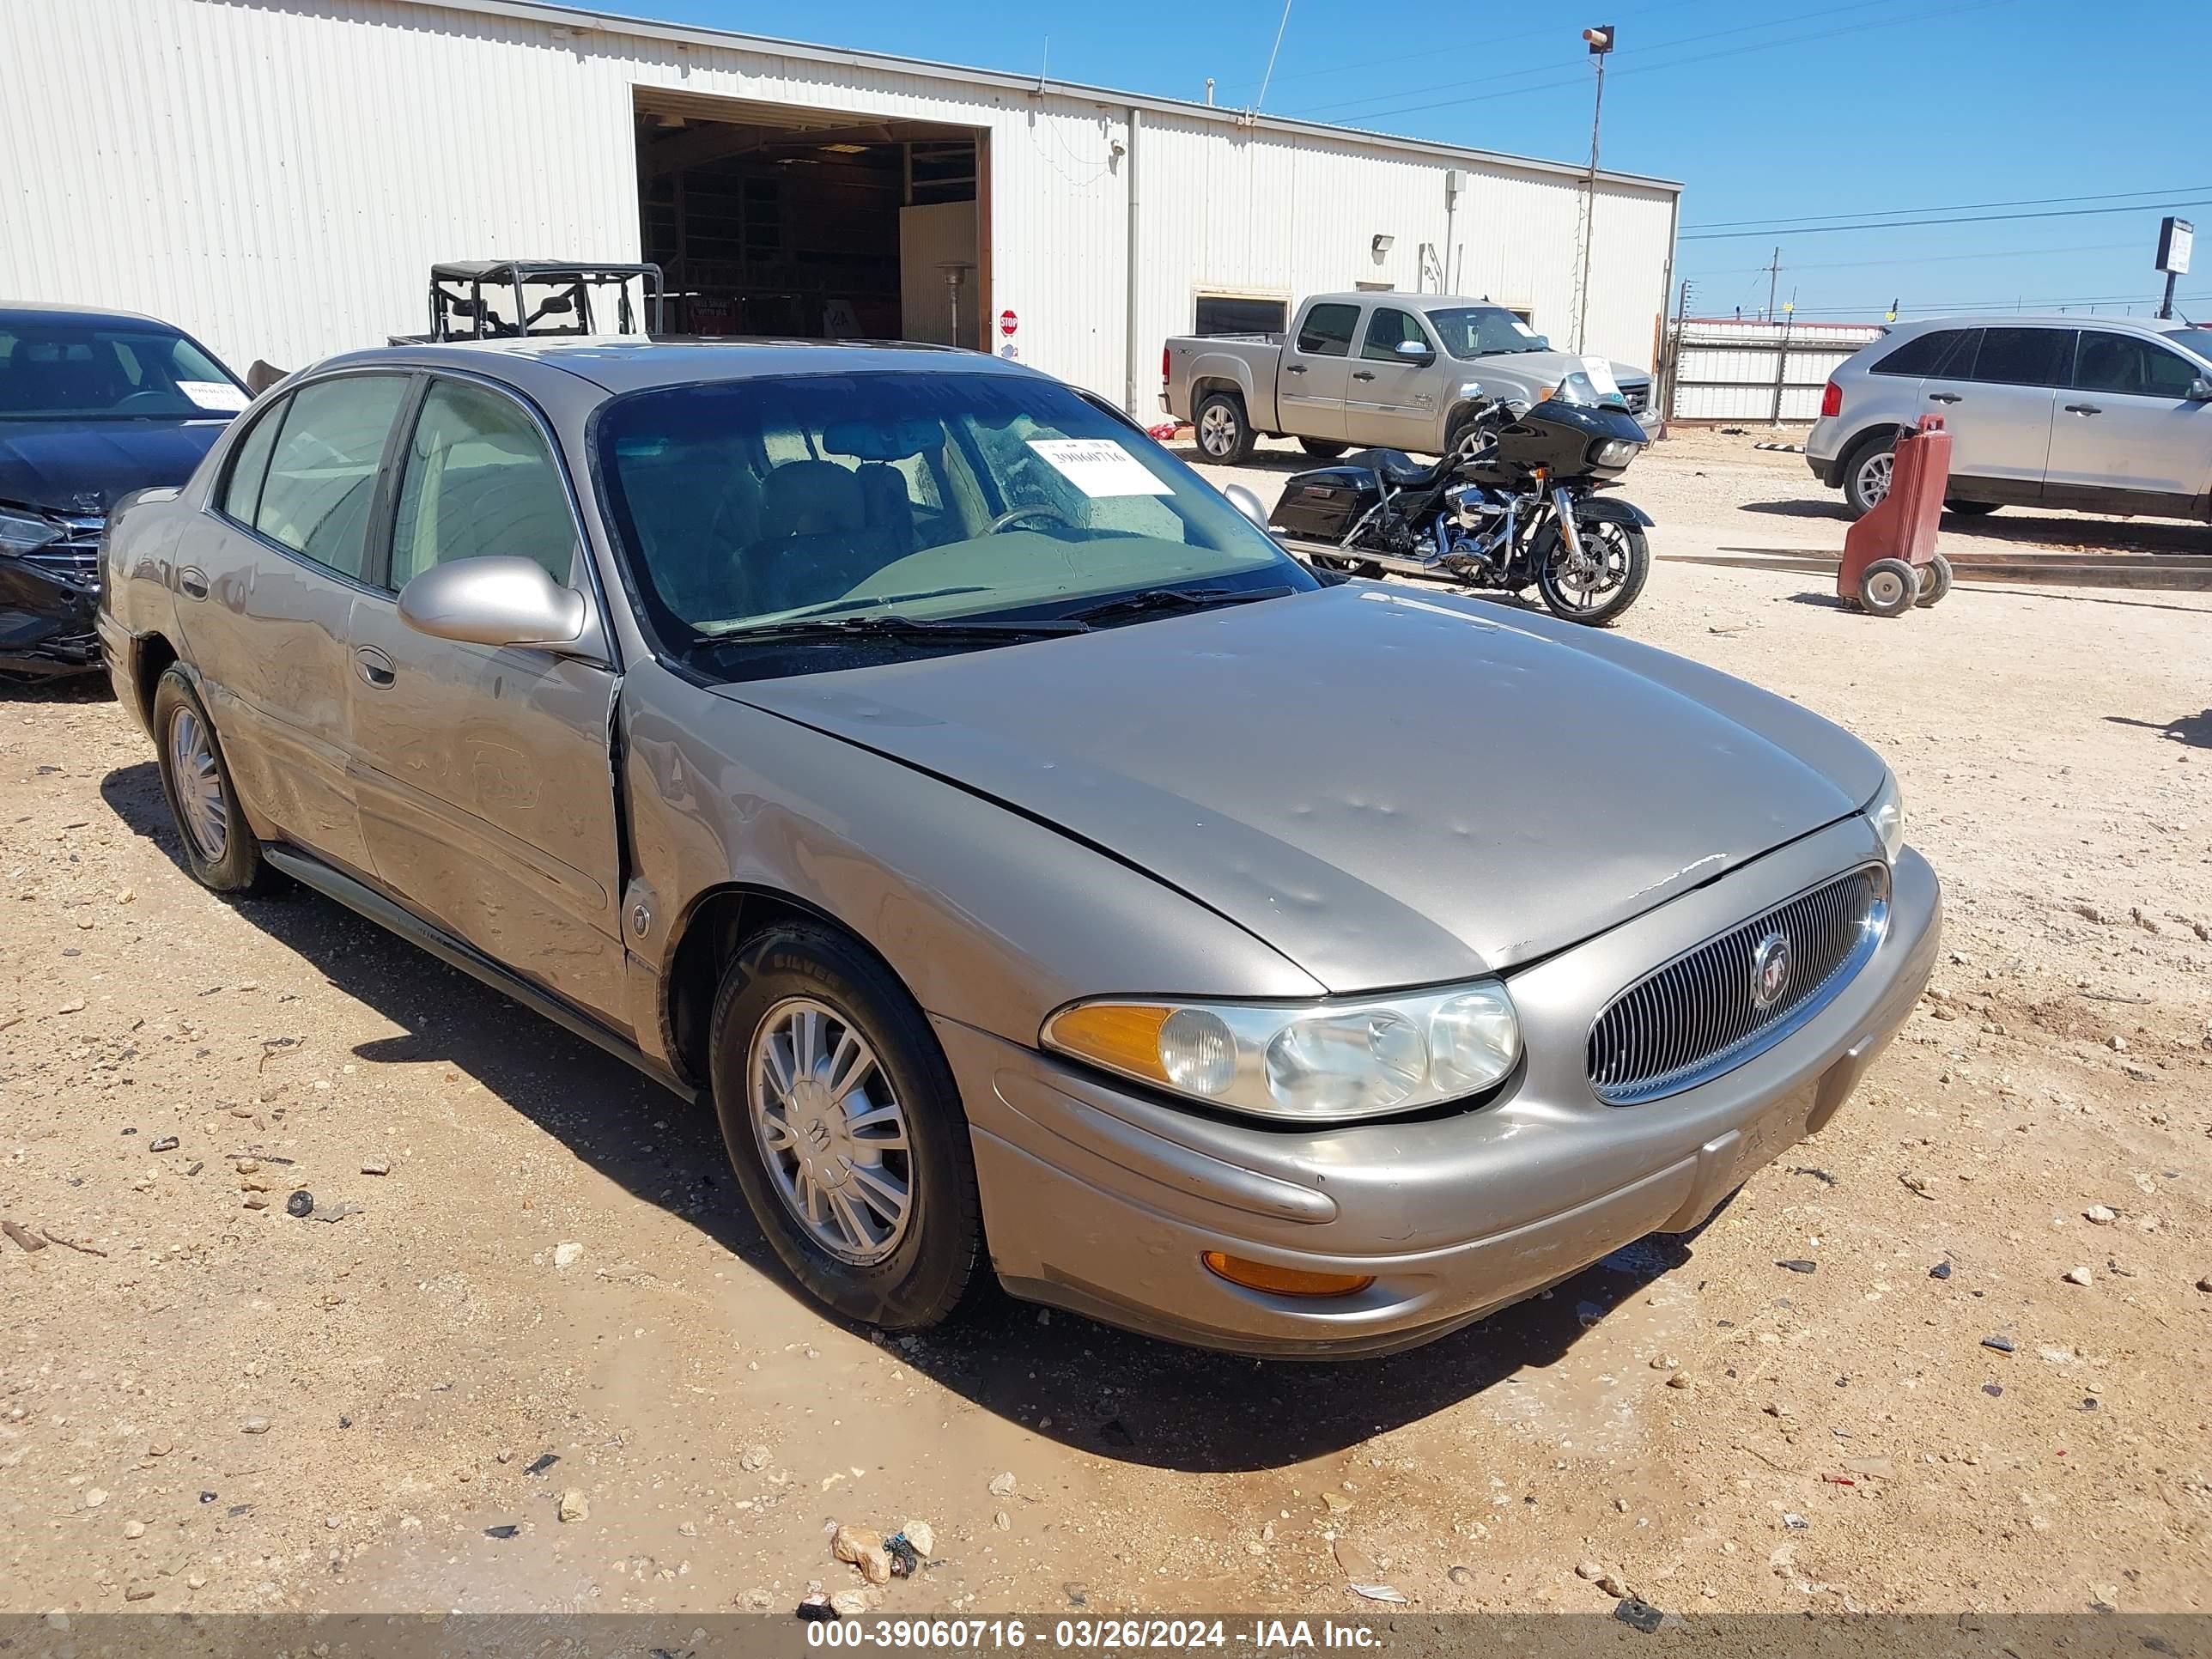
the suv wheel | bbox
[708,922,983,1330]
[1842,434,1896,518]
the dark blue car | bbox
[1,304,249,680]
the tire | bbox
[1297,437,1348,459]
[1943,499,1999,518]
[1858,556,1918,617]
[1443,410,1485,462]
[151,665,272,894]
[1193,392,1255,465]
[1915,550,1954,607]
[1840,434,1898,518]
[1534,516,1650,627]
[708,921,983,1331]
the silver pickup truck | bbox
[1164,291,1656,464]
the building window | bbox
[1192,295,1288,337]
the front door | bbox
[1279,301,1360,441]
[343,374,630,1028]
[1917,325,2072,491]
[2047,329,2212,506]
[1346,306,1443,452]
[172,372,412,877]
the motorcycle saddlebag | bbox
[1267,465,1380,542]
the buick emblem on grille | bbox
[1750,930,1793,1011]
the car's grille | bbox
[1587,865,1887,1104]
[14,515,103,589]
[1620,381,1650,416]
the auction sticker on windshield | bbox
[1026,438,1174,498]
[179,380,251,412]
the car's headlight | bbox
[1042,981,1521,1124]
[1865,771,1905,863]
[0,507,63,556]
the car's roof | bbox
[0,301,175,330]
[313,336,1026,396]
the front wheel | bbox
[708,922,983,1330]
[1533,516,1651,626]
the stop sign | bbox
[999,308,1018,337]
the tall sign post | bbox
[2155,216,2192,320]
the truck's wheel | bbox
[1297,437,1347,459]
[1194,392,1255,465]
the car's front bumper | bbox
[943,819,1939,1358]
[0,555,100,678]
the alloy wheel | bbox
[747,997,914,1265]
[167,706,228,862]
[1856,449,1893,508]
[1198,404,1237,458]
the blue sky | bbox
[593,0,2204,325]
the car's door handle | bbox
[1352,370,1376,381]
[1926,392,1962,404]
[177,566,210,600]
[354,646,396,688]
[1285,363,1308,374]
[2063,403,2102,416]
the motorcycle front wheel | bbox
[1532,516,1650,627]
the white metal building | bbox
[3,0,1682,414]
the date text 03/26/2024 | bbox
[804,1618,1382,1650]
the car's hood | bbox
[0,417,230,517]
[1462,348,1650,387]
[714,585,1885,992]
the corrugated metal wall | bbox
[2,0,1677,405]
[1668,319,1886,422]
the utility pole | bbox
[1572,24,1614,353]
[1763,247,1782,322]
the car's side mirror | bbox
[1395,339,1436,365]
[2188,376,2212,402]
[1222,483,1270,528]
[398,556,593,653]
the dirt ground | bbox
[4,430,2209,1620]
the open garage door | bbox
[634,89,985,346]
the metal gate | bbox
[1663,319,1884,423]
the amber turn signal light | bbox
[1202,1252,1374,1298]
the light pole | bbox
[1573,24,1614,355]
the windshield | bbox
[1426,307,1549,359]
[596,370,1310,660]
[0,321,246,420]
[1543,365,1632,410]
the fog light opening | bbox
[1202,1251,1374,1298]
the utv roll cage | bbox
[411,261,666,343]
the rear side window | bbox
[1871,329,1969,376]
[389,379,577,589]
[1294,303,1359,357]
[218,399,284,525]
[1968,327,2074,387]
[252,374,408,580]
[2072,331,2204,398]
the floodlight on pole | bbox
[1572,26,1613,351]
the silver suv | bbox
[1806,315,2212,520]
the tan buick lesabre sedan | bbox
[98,338,1939,1357]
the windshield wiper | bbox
[1063,585,1295,626]
[694,614,1090,653]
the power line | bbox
[1682,198,2212,241]
[1779,289,2207,317]
[1683,239,2142,277]
[1684,186,2210,234]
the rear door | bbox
[1346,306,1443,451]
[1918,325,2072,491]
[343,373,630,1027]
[172,372,411,876]
[2048,330,2212,505]
[1279,301,1359,441]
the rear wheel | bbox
[708,921,982,1330]
[1297,437,1347,459]
[152,666,272,895]
[1943,499,1999,518]
[1534,517,1650,626]
[1841,434,1897,517]
[1194,392,1255,465]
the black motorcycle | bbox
[1267,371,1656,626]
